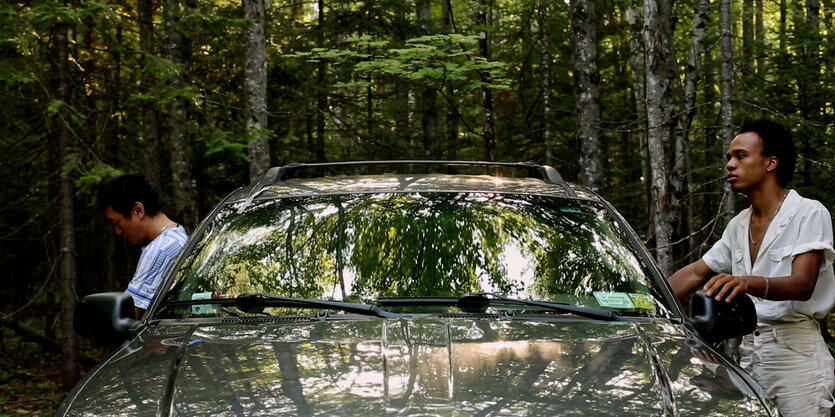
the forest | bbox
[0,0,833,412]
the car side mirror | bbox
[689,290,757,344]
[75,292,140,345]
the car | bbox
[59,161,776,416]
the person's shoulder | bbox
[726,207,751,228]
[791,190,830,213]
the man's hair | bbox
[97,173,162,217]
[738,118,796,187]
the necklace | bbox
[159,222,177,233]
[749,190,788,244]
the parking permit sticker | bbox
[191,292,219,314]
[593,291,636,309]
[628,293,655,310]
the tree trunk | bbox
[643,0,676,277]
[755,0,765,75]
[316,0,327,163]
[418,0,439,158]
[478,0,495,161]
[720,0,736,226]
[442,0,458,160]
[742,0,754,74]
[674,0,709,263]
[139,0,160,187]
[570,0,602,192]
[165,0,197,229]
[244,0,270,182]
[800,0,821,186]
[625,6,651,237]
[540,0,552,166]
[50,15,80,391]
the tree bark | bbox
[643,0,676,277]
[139,0,160,187]
[165,0,197,229]
[674,0,709,263]
[442,0,458,160]
[720,0,736,226]
[742,0,754,74]
[418,0,439,158]
[625,6,651,238]
[540,0,553,165]
[755,0,765,75]
[244,0,270,182]
[478,0,496,161]
[800,0,821,185]
[570,0,602,192]
[50,14,80,391]
[316,0,327,163]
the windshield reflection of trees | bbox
[175,193,654,311]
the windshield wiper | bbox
[377,293,619,321]
[464,293,619,321]
[166,293,401,319]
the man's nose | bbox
[114,226,123,236]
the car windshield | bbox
[158,192,671,318]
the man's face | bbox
[725,132,775,192]
[105,205,145,245]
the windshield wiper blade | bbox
[460,293,620,321]
[167,293,401,318]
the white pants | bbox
[739,320,835,417]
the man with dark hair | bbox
[669,118,835,416]
[98,174,188,319]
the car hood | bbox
[59,317,773,416]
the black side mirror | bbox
[75,292,140,345]
[689,290,757,344]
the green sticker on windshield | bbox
[628,293,655,310]
[593,291,636,309]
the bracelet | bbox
[762,276,769,299]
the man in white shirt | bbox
[97,174,188,319]
[669,118,835,417]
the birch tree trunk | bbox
[540,0,553,165]
[50,14,79,391]
[244,0,270,182]
[570,0,602,192]
[139,0,160,186]
[720,0,736,226]
[674,0,709,261]
[478,0,496,161]
[643,0,676,276]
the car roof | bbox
[225,161,601,205]
[226,173,599,204]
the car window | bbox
[160,192,671,318]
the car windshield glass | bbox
[159,192,671,318]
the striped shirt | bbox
[126,226,188,309]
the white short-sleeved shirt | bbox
[126,226,188,309]
[702,190,835,324]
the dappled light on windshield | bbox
[166,192,661,317]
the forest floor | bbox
[0,327,107,417]
[0,329,66,416]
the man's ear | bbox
[766,156,778,172]
[132,202,146,219]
